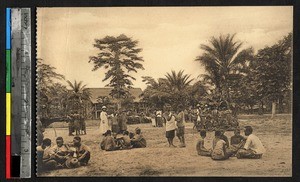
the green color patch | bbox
[6,49,11,93]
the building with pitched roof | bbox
[85,88,143,119]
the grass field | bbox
[39,114,292,177]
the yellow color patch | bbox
[6,93,11,135]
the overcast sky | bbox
[37,7,293,90]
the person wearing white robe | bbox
[99,106,109,134]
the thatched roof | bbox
[85,88,143,104]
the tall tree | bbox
[36,59,65,118]
[195,34,253,101]
[89,34,144,109]
[37,58,65,90]
[253,33,292,118]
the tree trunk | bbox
[117,100,121,110]
[271,101,276,119]
[258,100,264,115]
[278,97,284,113]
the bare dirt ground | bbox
[39,114,292,177]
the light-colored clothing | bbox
[156,111,162,117]
[165,114,177,131]
[99,111,109,134]
[151,118,156,127]
[243,134,266,154]
[211,139,227,160]
[196,109,201,122]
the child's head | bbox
[106,130,112,136]
[215,130,221,138]
[135,127,141,134]
[220,128,225,135]
[244,126,253,136]
[200,130,206,138]
[56,137,64,147]
[42,138,52,148]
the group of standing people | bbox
[67,111,86,136]
[99,106,128,135]
[196,126,266,160]
[163,104,187,148]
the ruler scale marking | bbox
[19,8,32,178]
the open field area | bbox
[39,114,292,177]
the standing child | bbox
[176,105,186,148]
[111,111,120,134]
[163,104,177,147]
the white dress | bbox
[99,111,109,134]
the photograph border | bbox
[0,0,299,181]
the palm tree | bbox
[165,70,193,92]
[142,70,194,109]
[66,80,91,115]
[195,34,253,101]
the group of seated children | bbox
[100,127,146,151]
[196,126,266,160]
[37,136,91,172]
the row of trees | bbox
[37,32,292,121]
[37,59,91,119]
[138,33,292,116]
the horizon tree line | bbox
[37,32,292,121]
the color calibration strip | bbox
[6,7,12,179]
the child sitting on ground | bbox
[118,130,132,149]
[100,130,117,151]
[196,130,212,156]
[131,127,147,148]
[211,130,229,160]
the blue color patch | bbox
[6,8,11,49]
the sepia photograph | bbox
[36,7,293,177]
